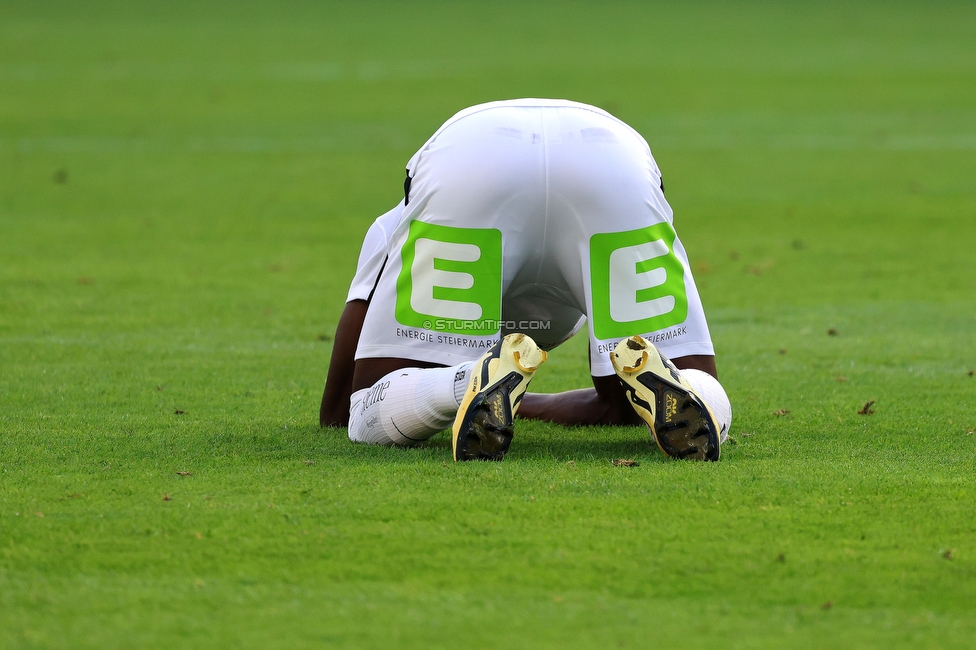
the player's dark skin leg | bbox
[320,299,718,428]
[320,300,444,427]
[518,353,717,426]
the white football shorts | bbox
[347,99,714,377]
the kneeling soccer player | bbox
[319,99,732,461]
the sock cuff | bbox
[452,360,475,406]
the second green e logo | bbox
[590,223,688,340]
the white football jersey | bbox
[347,99,713,377]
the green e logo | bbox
[590,223,688,340]
[396,221,502,336]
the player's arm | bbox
[319,299,369,428]
[320,202,404,427]
[517,355,717,426]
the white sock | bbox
[348,361,475,446]
[681,369,733,443]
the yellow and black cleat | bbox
[452,333,547,462]
[610,335,720,461]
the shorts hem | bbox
[354,343,493,368]
[589,340,715,377]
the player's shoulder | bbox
[361,201,405,248]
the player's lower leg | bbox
[610,335,726,461]
[452,333,547,462]
[348,362,474,446]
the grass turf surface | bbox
[2,1,975,647]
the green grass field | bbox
[2,1,975,647]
